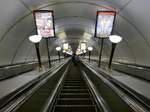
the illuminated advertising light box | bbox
[95,11,116,38]
[63,43,69,51]
[80,43,86,50]
[34,10,55,38]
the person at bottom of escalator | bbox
[72,53,79,66]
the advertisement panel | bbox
[80,43,87,50]
[95,11,116,38]
[63,43,69,51]
[34,10,55,38]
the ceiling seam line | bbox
[0,13,32,43]
[38,1,116,11]
[119,14,150,49]
[19,0,32,12]
[117,0,132,13]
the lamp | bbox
[108,35,122,68]
[80,43,86,57]
[88,47,93,51]
[28,35,42,70]
[56,47,61,62]
[95,11,116,68]
[109,35,122,43]
[88,47,93,62]
[29,35,42,43]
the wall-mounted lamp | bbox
[87,47,93,62]
[56,47,61,62]
[108,35,122,69]
[28,35,42,69]
[80,43,87,57]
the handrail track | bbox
[0,59,70,112]
[81,61,149,112]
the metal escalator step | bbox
[61,89,89,93]
[63,86,87,89]
[64,81,85,84]
[64,80,84,82]
[59,93,91,98]
[65,79,84,82]
[63,83,86,86]
[54,105,96,112]
[66,79,82,80]
[57,98,93,105]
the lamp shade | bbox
[29,35,42,43]
[56,47,61,51]
[88,47,93,51]
[109,35,122,43]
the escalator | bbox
[9,62,99,112]
[3,61,148,112]
[52,63,98,112]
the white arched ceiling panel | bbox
[115,14,150,65]
[0,0,150,67]
[0,14,35,65]
[120,0,150,45]
[0,0,30,41]
[12,38,34,63]
[113,41,135,63]
[22,0,118,11]
[55,17,95,35]
[25,44,36,62]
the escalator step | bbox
[64,81,85,84]
[59,93,91,98]
[63,86,87,89]
[54,105,96,112]
[65,79,84,82]
[64,83,86,86]
[66,79,83,80]
[61,89,89,93]
[57,98,93,105]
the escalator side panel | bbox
[81,63,134,112]
[15,63,68,112]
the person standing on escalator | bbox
[72,53,79,65]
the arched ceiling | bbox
[0,0,150,66]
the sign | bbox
[95,11,116,38]
[63,43,69,51]
[34,10,55,38]
[80,43,86,50]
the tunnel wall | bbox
[0,0,150,67]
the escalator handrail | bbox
[42,62,71,112]
[0,59,66,109]
[83,60,150,109]
[81,69,112,112]
[81,61,149,112]
[1,59,70,112]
